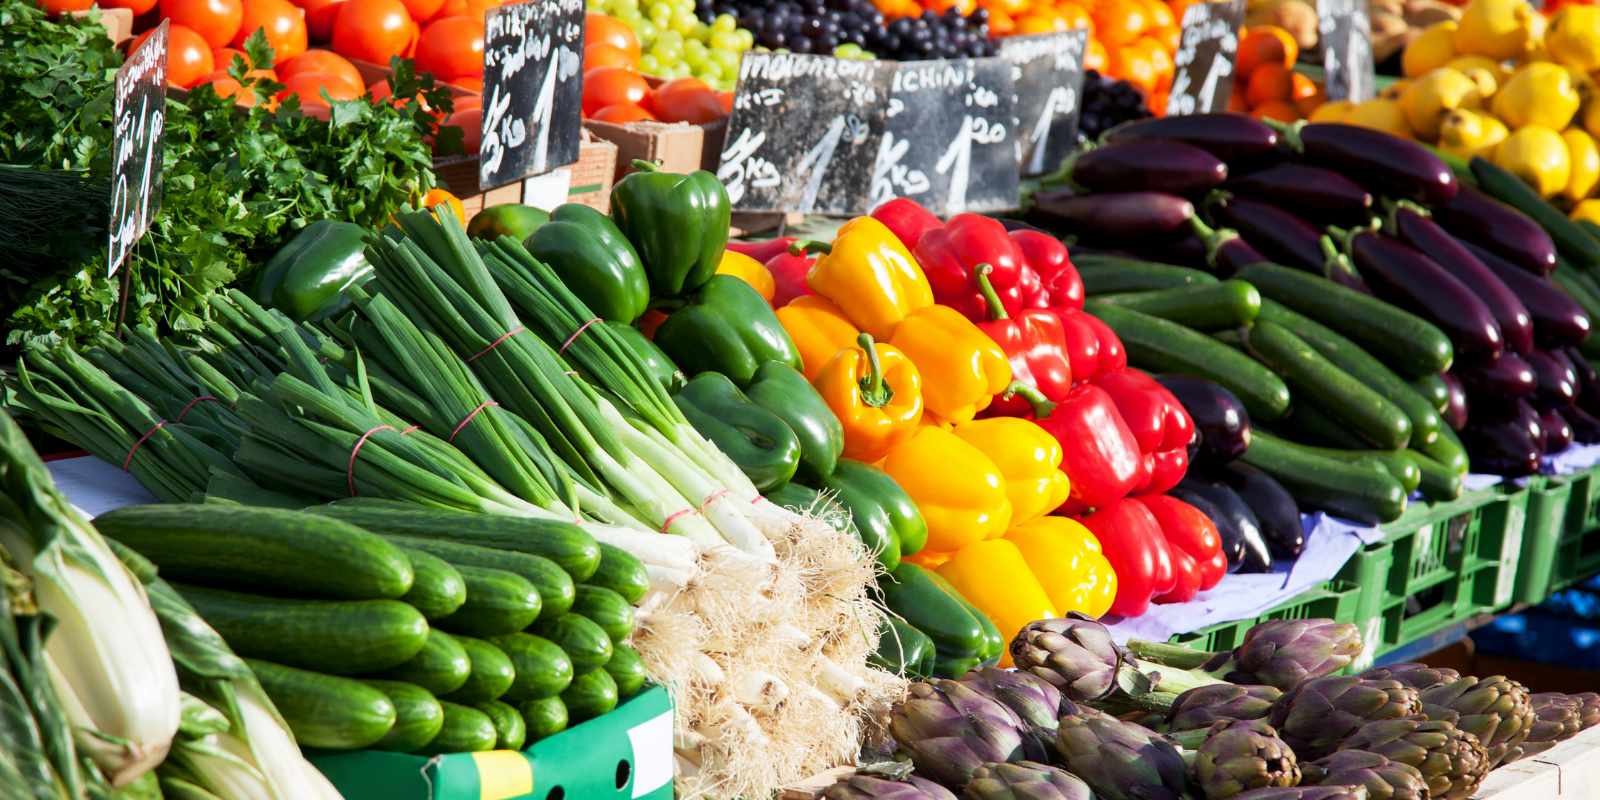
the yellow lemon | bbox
[1562,128,1600,203]
[1548,7,1600,72]
[1495,125,1573,197]
[1344,98,1417,139]
[1310,100,1356,121]
[1438,108,1510,159]
[1404,21,1460,78]
[1454,0,1537,61]
[1494,62,1581,129]
[1401,68,1484,141]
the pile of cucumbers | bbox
[96,502,651,755]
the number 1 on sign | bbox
[1196,52,1232,112]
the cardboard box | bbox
[79,7,134,47]
[433,128,618,222]
[583,117,727,184]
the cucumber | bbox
[518,697,568,743]
[395,547,467,620]
[368,628,471,696]
[440,635,515,705]
[1416,425,1469,476]
[1235,263,1453,377]
[387,536,574,620]
[1408,373,1451,416]
[1472,156,1600,268]
[359,680,444,753]
[475,699,527,751]
[529,613,613,676]
[1238,433,1408,524]
[417,702,497,756]
[1276,397,1375,451]
[603,645,647,697]
[247,658,395,750]
[96,504,413,600]
[1411,450,1464,502]
[1552,268,1600,353]
[1085,303,1291,420]
[571,585,634,644]
[308,501,601,581]
[1077,260,1218,294]
[1258,298,1444,446]
[1092,280,1260,331]
[1246,321,1413,450]
[489,633,574,701]
[585,542,649,605]
[1272,443,1421,495]
[176,584,428,675]
[1579,219,1600,246]
[433,566,541,638]
[561,668,618,724]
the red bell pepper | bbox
[726,238,799,264]
[1011,229,1083,311]
[1079,498,1176,618]
[1009,381,1143,513]
[914,214,1030,321]
[973,265,1075,418]
[764,250,816,308]
[1141,447,1190,496]
[1080,312,1127,380]
[1156,547,1201,604]
[1132,494,1224,591]
[1093,369,1195,453]
[870,197,944,252]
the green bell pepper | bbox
[929,569,1004,668]
[869,618,936,681]
[672,372,800,493]
[879,563,989,678]
[609,159,730,296]
[466,203,549,242]
[652,275,802,389]
[744,362,844,486]
[765,482,857,542]
[523,204,649,323]
[252,220,373,322]
[606,322,682,395]
[817,459,929,570]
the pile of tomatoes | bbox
[580,12,731,125]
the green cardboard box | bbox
[310,686,675,800]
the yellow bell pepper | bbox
[882,426,1012,552]
[901,549,952,569]
[716,251,776,304]
[937,539,1057,667]
[1003,516,1119,619]
[793,216,934,342]
[776,295,861,380]
[953,417,1072,525]
[813,334,924,463]
[888,305,1013,424]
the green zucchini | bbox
[1408,373,1451,416]
[1076,260,1218,294]
[368,628,472,696]
[387,536,574,620]
[489,633,574,702]
[1092,280,1260,331]
[585,542,649,605]
[247,658,395,750]
[308,501,601,581]
[440,635,515,705]
[518,697,568,743]
[476,699,527,751]
[1238,433,1408,524]
[417,702,497,756]
[433,566,541,638]
[359,680,444,753]
[561,668,618,724]
[571,586,634,644]
[396,547,467,620]
[1411,450,1464,502]
[97,505,413,600]
[1246,321,1413,449]
[1472,156,1600,268]
[1235,263,1453,377]
[530,613,613,676]
[176,584,428,675]
[1578,219,1600,246]
[1085,303,1291,420]
[1415,425,1469,476]
[604,645,647,697]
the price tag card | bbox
[480,0,584,189]
[1001,28,1088,177]
[876,57,1018,216]
[1319,0,1374,103]
[718,52,895,216]
[1165,0,1246,117]
[108,20,168,277]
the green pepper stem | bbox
[856,333,896,408]
[974,264,1009,322]
[790,240,833,257]
[1187,216,1237,272]
[647,297,687,313]
[1002,380,1055,419]
[631,158,664,173]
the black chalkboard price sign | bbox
[717,52,895,216]
[108,20,168,277]
[1318,0,1374,102]
[877,57,1018,215]
[1001,28,1088,178]
[1165,0,1247,117]
[479,0,585,189]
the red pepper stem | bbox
[790,240,833,257]
[1003,380,1056,419]
[974,264,1009,321]
[856,333,896,408]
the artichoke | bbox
[1231,789,1371,800]
[1499,693,1581,765]
[1299,750,1427,800]
[1053,709,1189,800]
[1169,684,1284,732]
[1010,615,1130,702]
[1358,663,1461,692]
[965,761,1094,800]
[824,773,960,800]
[889,679,1048,787]
[1336,714,1488,800]
[1569,691,1600,731]
[1414,675,1533,766]
[1267,677,1420,760]
[1200,620,1362,691]
[956,666,1072,730]
[1188,719,1300,800]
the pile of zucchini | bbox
[96,502,650,755]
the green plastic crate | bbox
[1552,465,1600,591]
[1166,579,1362,653]
[1516,476,1573,605]
[1561,464,1600,537]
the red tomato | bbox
[397,0,442,22]
[585,12,640,61]
[331,0,413,65]
[440,106,482,155]
[211,46,245,68]
[134,24,214,87]
[37,0,94,16]
[192,69,242,96]
[414,16,484,80]
[651,77,724,124]
[448,76,482,92]
[161,0,244,49]
[584,43,636,73]
[292,0,346,41]
[279,50,363,91]
[301,101,332,120]
[231,0,306,64]
[717,90,733,113]
[277,70,364,103]
[582,67,647,116]
[101,0,159,18]
[423,0,495,25]
[591,103,657,124]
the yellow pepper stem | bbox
[974,264,1008,322]
[1003,379,1054,419]
[857,333,896,408]
[789,240,833,257]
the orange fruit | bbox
[1251,100,1303,122]
[1166,0,1198,25]
[1094,0,1149,46]
[978,0,1028,16]
[1295,88,1326,116]
[1056,2,1093,34]
[1287,70,1318,101]
[1149,22,1179,52]
[1136,0,1173,28]
[987,8,1015,35]
[1228,83,1249,111]
[1245,63,1295,106]
[1108,42,1159,92]
[1236,26,1296,79]
[1132,35,1172,90]
[1013,9,1071,33]
[422,188,465,227]
[924,0,976,14]
[1085,36,1109,71]
[1149,89,1168,115]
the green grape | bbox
[617,7,643,22]
[658,28,684,45]
[640,52,661,73]
[671,61,694,79]
[650,40,683,63]
[709,46,739,72]
[673,0,695,12]
[669,12,697,35]
[735,28,754,49]
[648,1,672,20]
[634,17,657,39]
[712,12,737,31]
[834,43,861,57]
[697,61,723,80]
[610,0,638,11]
[691,21,712,41]
[709,30,739,50]
[683,46,708,68]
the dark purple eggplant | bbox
[1224,163,1373,218]
[1028,190,1194,242]
[1065,244,1152,261]
[1568,405,1600,443]
[1070,141,1229,195]
[1131,231,1210,269]
[1216,461,1305,559]
[1101,113,1281,165]
[997,218,1051,235]
[1528,348,1578,411]
[1175,476,1273,574]
[1453,353,1537,400]
[1152,373,1251,464]
[1281,121,1458,207]
[1168,487,1244,573]
[1207,195,1367,290]
[1566,345,1597,387]
[1390,204,1533,357]
[1440,370,1469,431]
[1332,227,1504,364]
[1461,240,1591,347]
[1458,398,1544,476]
[1189,216,1270,277]
[1542,408,1574,454]
[1435,185,1558,275]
